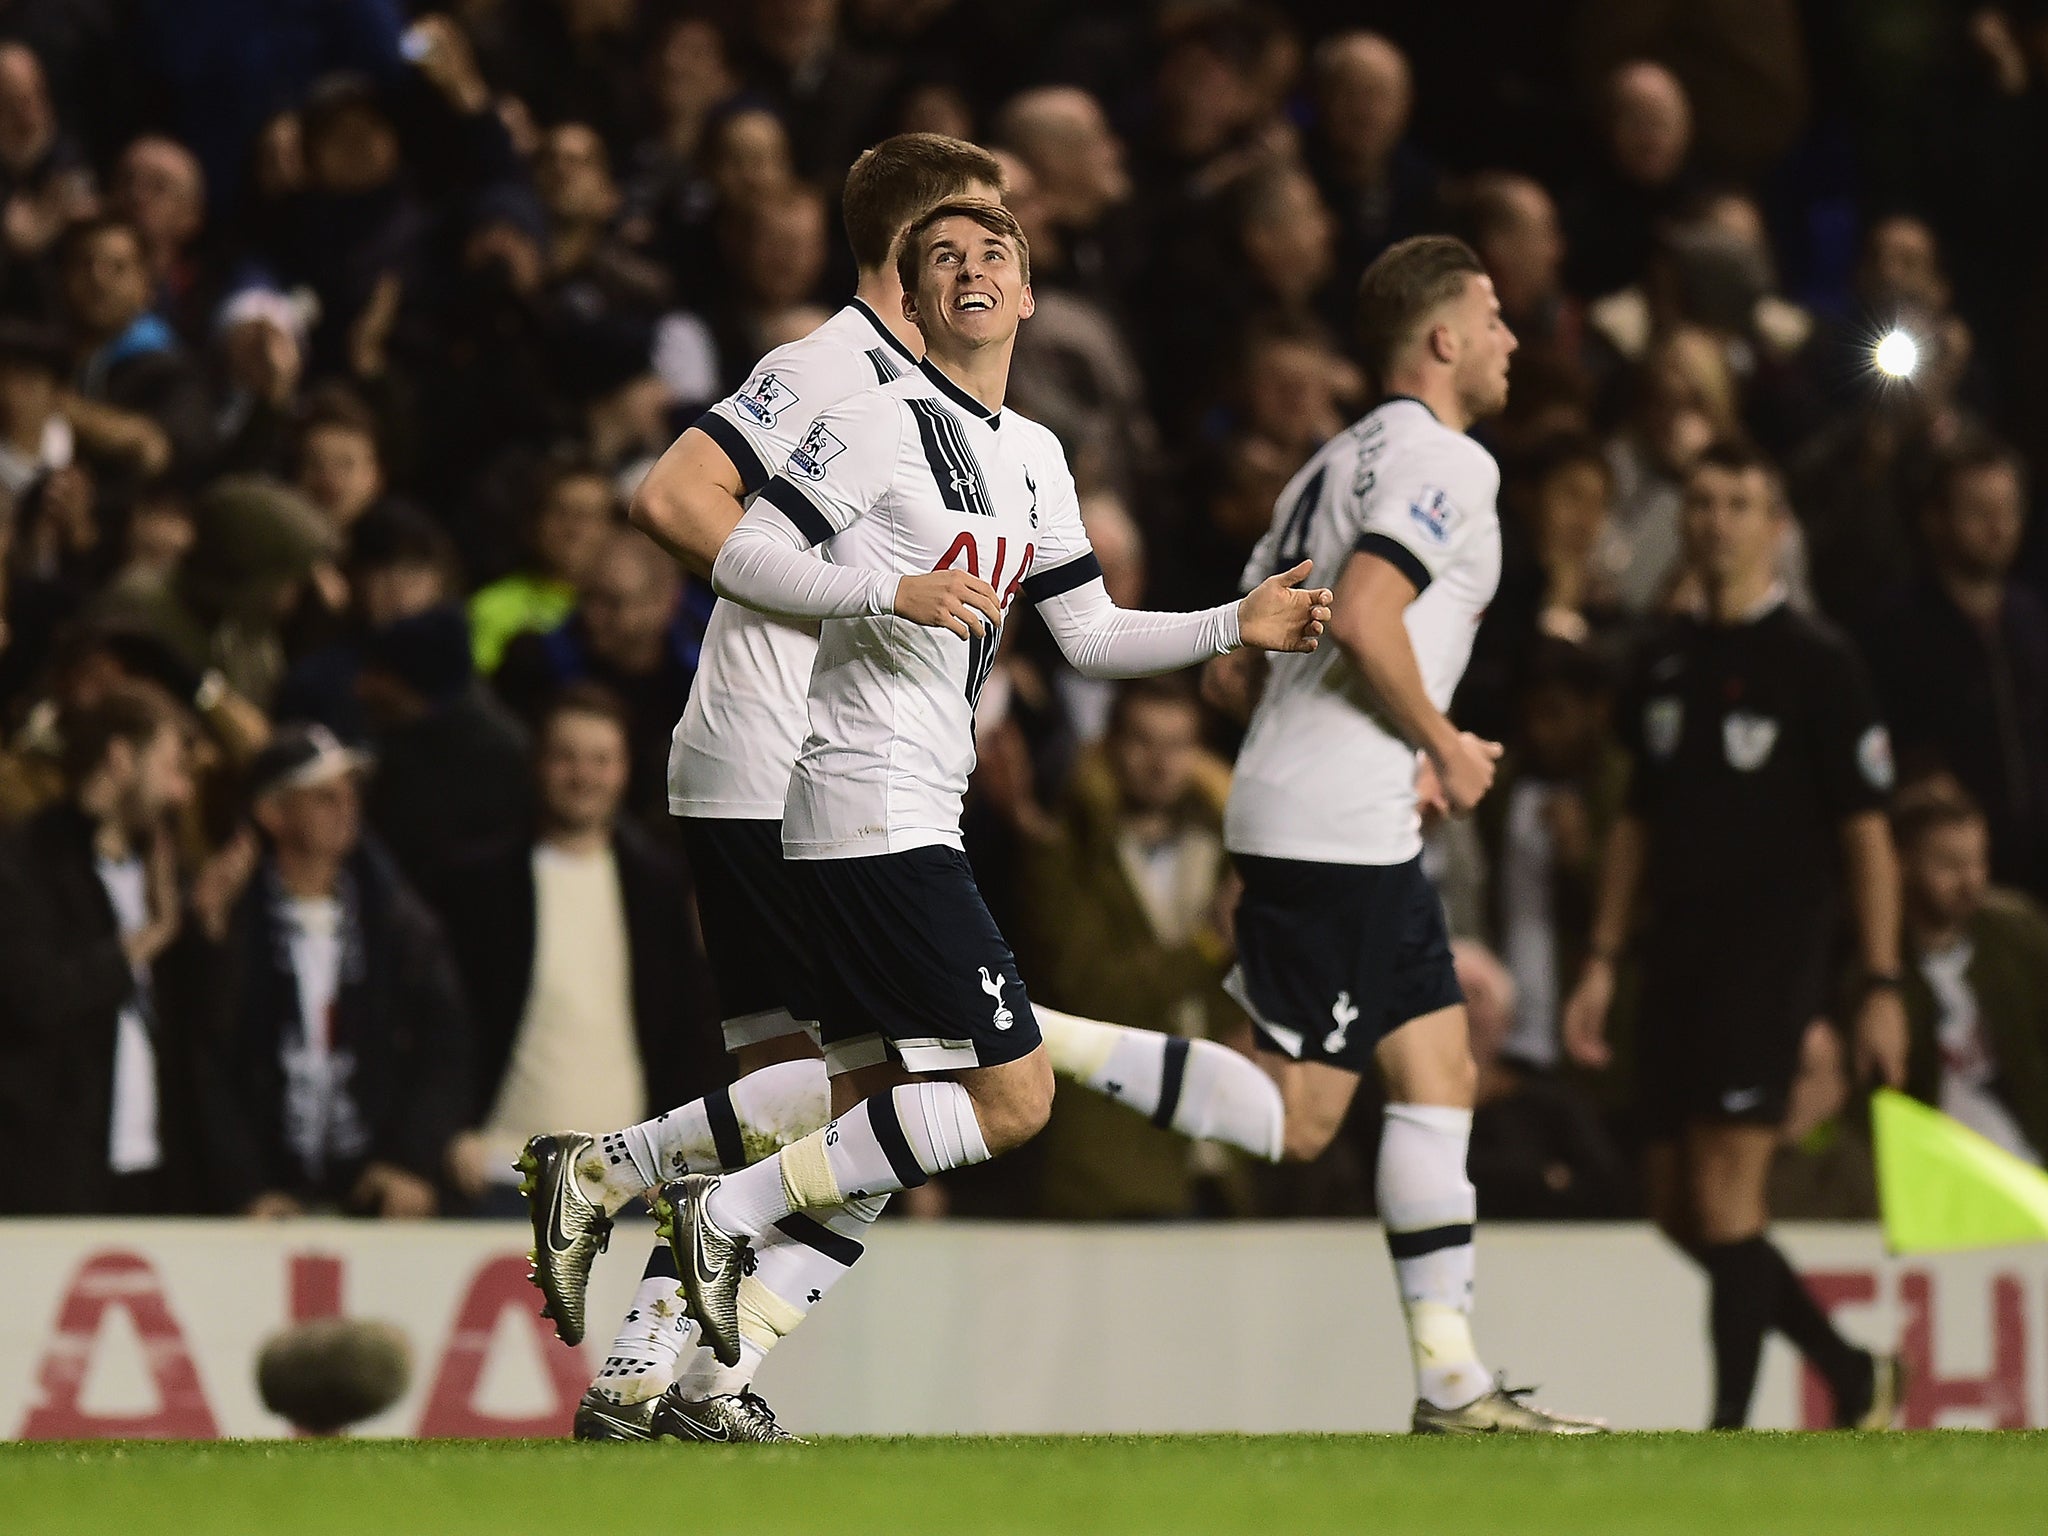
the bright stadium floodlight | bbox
[1873,328,1920,380]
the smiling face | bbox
[902,212,1034,358]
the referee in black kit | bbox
[1562,440,1907,1430]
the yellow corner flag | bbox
[1872,1088,2048,1254]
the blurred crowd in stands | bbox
[5,0,2048,1223]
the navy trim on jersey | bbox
[695,409,771,496]
[868,1097,931,1189]
[772,1212,865,1266]
[865,347,903,384]
[907,397,996,519]
[705,1087,747,1170]
[763,477,837,546]
[1023,551,1104,604]
[1356,531,1432,594]
[917,357,1000,426]
[1386,1222,1474,1258]
[852,298,918,364]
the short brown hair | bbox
[843,133,1006,274]
[895,198,1031,302]
[1688,436,1774,480]
[1929,429,2027,519]
[1354,235,1487,382]
[60,682,182,787]
[541,680,630,743]
[1892,773,1983,852]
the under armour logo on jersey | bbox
[735,370,796,427]
[979,967,1015,1030]
[1324,991,1359,1055]
[788,419,847,480]
[908,397,994,517]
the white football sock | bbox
[671,1195,888,1401]
[581,1057,830,1213]
[1040,1007,1284,1160]
[706,1083,990,1239]
[591,1247,696,1406]
[1378,1102,1489,1410]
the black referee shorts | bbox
[790,844,1043,1077]
[1634,928,1830,1130]
[676,816,823,1053]
[1225,853,1464,1076]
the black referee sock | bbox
[1700,1238,1777,1429]
[1757,1238,1873,1419]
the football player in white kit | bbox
[518,138,1287,1442]
[1221,235,1604,1434]
[656,200,1330,1374]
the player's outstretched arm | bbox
[1033,563,1329,680]
[1239,560,1334,652]
[1330,549,1499,813]
[629,428,749,580]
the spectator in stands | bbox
[995,86,1134,309]
[1017,678,1244,1220]
[1455,172,1584,381]
[435,685,711,1213]
[0,41,94,281]
[713,179,829,381]
[1303,32,1438,278]
[1567,60,1698,298]
[1864,435,2048,898]
[210,285,311,478]
[1895,778,2048,1163]
[0,685,200,1213]
[292,388,385,537]
[495,527,707,823]
[468,456,617,676]
[356,604,532,886]
[739,0,898,182]
[112,135,210,338]
[195,724,471,1218]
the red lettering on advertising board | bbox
[1900,1270,2027,1428]
[16,1250,219,1440]
[290,1254,345,1322]
[415,1255,586,1436]
[1798,1270,1877,1428]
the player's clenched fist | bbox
[1238,560,1334,653]
[1431,729,1502,815]
[895,568,1004,638]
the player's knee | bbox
[972,1053,1055,1154]
[1279,1100,1345,1163]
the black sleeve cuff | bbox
[762,477,837,547]
[1023,552,1104,605]
[1355,532,1432,594]
[695,409,772,496]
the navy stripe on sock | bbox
[641,1242,680,1281]
[1386,1222,1474,1259]
[773,1212,865,1267]
[867,1097,930,1190]
[705,1088,747,1171]
[1151,1036,1192,1129]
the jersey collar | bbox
[918,357,1001,428]
[850,297,919,365]
[1382,393,1440,422]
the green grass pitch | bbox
[4,1433,2046,1535]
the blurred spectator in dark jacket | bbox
[435,685,713,1213]
[1894,776,2048,1165]
[1304,32,1439,280]
[468,454,616,676]
[92,474,341,709]
[356,603,531,886]
[60,216,215,490]
[0,40,95,285]
[1566,60,1698,298]
[737,0,898,184]
[1016,677,1246,1220]
[1863,435,2048,898]
[0,685,201,1214]
[275,501,460,743]
[1455,172,1587,384]
[711,178,828,388]
[496,527,708,823]
[1464,938,1633,1219]
[291,386,384,538]
[194,724,470,1217]
[995,85,1134,311]
[209,285,311,479]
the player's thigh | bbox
[1257,1047,1364,1162]
[1642,1138,1693,1250]
[956,1045,1055,1154]
[734,1032,825,1078]
[1684,1120,1778,1244]
[1375,1004,1477,1108]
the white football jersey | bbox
[753,360,1098,859]
[1225,397,1502,866]
[667,300,918,818]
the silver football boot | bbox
[572,1388,658,1442]
[653,1174,747,1368]
[1411,1377,1610,1435]
[651,1385,805,1444]
[517,1132,613,1346]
